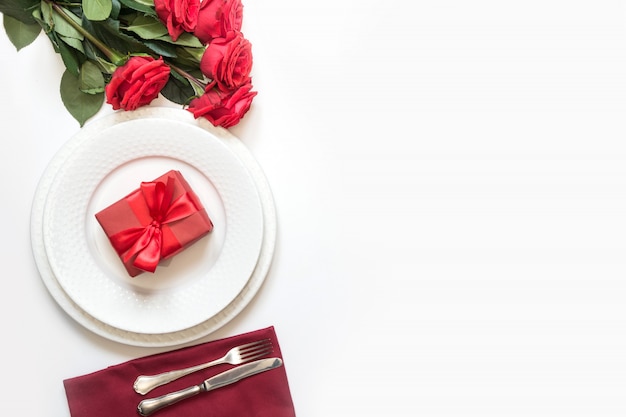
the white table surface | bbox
[2,1,626,415]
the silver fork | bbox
[133,339,273,395]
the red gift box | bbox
[95,170,213,277]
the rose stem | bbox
[169,64,208,91]
[45,0,127,66]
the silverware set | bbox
[134,339,282,416]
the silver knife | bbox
[137,357,283,416]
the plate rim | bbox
[41,115,264,333]
[30,107,277,347]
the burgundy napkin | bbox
[64,326,296,417]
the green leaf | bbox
[58,37,81,76]
[82,41,118,73]
[156,32,203,47]
[60,69,104,126]
[0,0,40,24]
[38,22,61,52]
[175,46,204,65]
[79,60,105,94]
[3,14,40,50]
[188,78,205,97]
[30,7,44,27]
[170,67,204,95]
[51,7,84,40]
[133,0,155,7]
[118,0,156,15]
[110,0,121,19]
[125,14,167,39]
[59,34,85,53]
[143,39,178,58]
[142,39,177,57]
[83,0,113,21]
[170,67,204,97]
[39,1,54,29]
[170,47,204,70]
[160,74,196,105]
[83,17,149,56]
[95,56,118,74]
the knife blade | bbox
[137,357,283,416]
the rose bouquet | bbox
[0,0,256,127]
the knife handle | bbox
[137,385,202,416]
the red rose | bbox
[155,0,200,41]
[187,82,257,128]
[200,31,253,90]
[194,0,243,44]
[105,56,171,111]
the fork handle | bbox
[134,359,221,395]
[137,385,202,416]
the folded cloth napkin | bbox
[64,326,296,417]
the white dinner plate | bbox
[31,107,276,346]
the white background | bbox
[2,1,626,415]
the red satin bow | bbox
[109,177,199,273]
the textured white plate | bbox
[31,108,275,344]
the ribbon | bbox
[108,177,199,273]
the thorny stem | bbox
[44,0,127,66]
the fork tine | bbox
[239,343,273,355]
[235,339,271,351]
[238,339,272,352]
[239,345,273,361]
[240,344,272,357]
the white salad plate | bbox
[30,107,276,347]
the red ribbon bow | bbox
[109,177,199,273]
